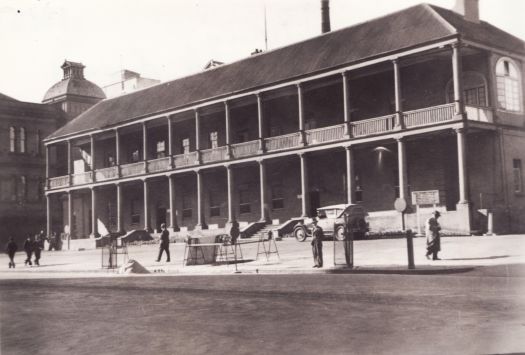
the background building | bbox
[43,0,525,242]
[102,70,160,99]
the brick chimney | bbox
[321,0,331,33]
[453,0,480,23]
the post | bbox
[256,93,265,153]
[168,175,178,231]
[299,153,309,217]
[196,170,206,228]
[46,194,51,238]
[67,140,72,185]
[143,179,150,231]
[194,109,201,163]
[90,135,96,171]
[224,101,232,158]
[91,187,97,237]
[67,191,73,240]
[226,165,234,223]
[259,160,267,222]
[397,137,407,201]
[345,145,354,204]
[116,183,123,233]
[167,116,173,167]
[452,42,465,117]
[142,122,148,171]
[45,144,50,188]
[342,72,352,138]
[115,129,120,165]
[406,230,415,269]
[456,127,469,204]
[393,59,404,129]
[297,83,306,145]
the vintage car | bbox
[293,204,369,242]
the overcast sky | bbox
[1,0,524,103]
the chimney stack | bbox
[321,0,331,33]
[453,0,480,23]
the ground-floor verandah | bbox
[47,126,492,239]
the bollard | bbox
[406,229,415,269]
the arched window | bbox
[19,127,26,153]
[9,126,16,152]
[446,72,488,107]
[496,58,522,112]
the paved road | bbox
[1,265,524,355]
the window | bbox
[9,126,16,153]
[447,72,488,107]
[17,176,26,202]
[239,187,251,214]
[209,190,220,217]
[513,159,523,194]
[236,130,249,143]
[464,87,487,107]
[496,58,522,112]
[131,199,141,225]
[0,177,15,201]
[181,138,190,154]
[156,140,166,158]
[209,132,218,149]
[182,193,192,218]
[36,130,42,155]
[271,185,284,210]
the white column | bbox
[67,140,72,185]
[226,165,234,223]
[452,42,465,116]
[90,135,95,171]
[195,109,201,163]
[297,83,306,145]
[67,191,73,238]
[256,93,265,153]
[116,183,123,233]
[393,59,404,129]
[115,129,120,165]
[299,153,309,217]
[342,72,352,138]
[225,101,232,158]
[142,122,148,172]
[456,128,469,203]
[168,175,178,230]
[196,170,205,228]
[45,145,50,188]
[167,116,173,156]
[345,145,355,204]
[143,179,150,231]
[46,194,51,237]
[259,160,267,222]
[91,187,97,237]
[397,137,408,200]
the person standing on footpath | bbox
[425,210,442,260]
[229,219,240,245]
[33,233,44,266]
[6,237,18,268]
[23,235,33,266]
[156,223,170,262]
[311,218,324,268]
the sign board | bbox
[411,190,439,205]
[394,198,407,213]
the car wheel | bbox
[335,226,346,241]
[294,226,308,242]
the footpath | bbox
[1,234,524,279]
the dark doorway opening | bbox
[156,207,167,231]
[309,190,320,216]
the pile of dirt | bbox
[118,259,150,274]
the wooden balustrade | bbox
[403,103,455,128]
[306,124,345,145]
[174,151,198,168]
[147,157,171,172]
[201,146,228,163]
[231,140,259,158]
[48,175,70,189]
[351,115,396,137]
[95,166,119,181]
[71,172,93,185]
[265,132,301,151]
[120,162,145,177]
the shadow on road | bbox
[327,266,476,275]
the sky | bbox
[0,0,524,103]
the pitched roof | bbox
[0,98,64,121]
[46,3,525,141]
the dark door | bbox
[156,207,167,231]
[309,191,320,217]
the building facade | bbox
[44,2,525,240]
[102,70,160,99]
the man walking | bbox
[33,233,44,266]
[6,237,18,268]
[425,210,442,260]
[311,218,324,268]
[156,223,170,262]
[23,235,33,266]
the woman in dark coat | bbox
[311,218,324,268]
[6,237,18,268]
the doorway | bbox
[156,207,167,231]
[309,190,320,216]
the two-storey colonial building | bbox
[44,1,525,240]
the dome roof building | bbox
[43,61,105,121]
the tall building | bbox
[0,61,104,245]
[102,70,160,99]
[44,1,525,242]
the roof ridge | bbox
[423,3,458,35]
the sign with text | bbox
[411,190,439,205]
